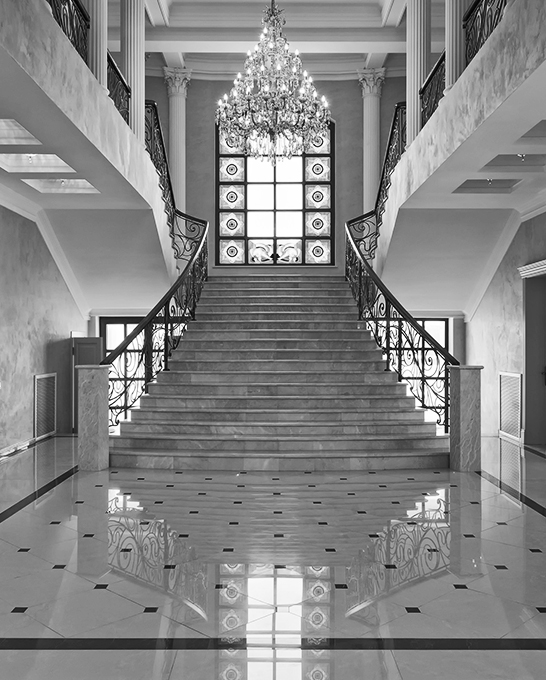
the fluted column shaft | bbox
[359,69,385,214]
[163,68,191,211]
[406,0,431,144]
[86,0,108,87]
[445,0,468,89]
[121,0,145,142]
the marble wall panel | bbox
[0,206,87,451]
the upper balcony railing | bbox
[107,53,131,125]
[463,0,509,65]
[420,51,446,128]
[46,0,89,64]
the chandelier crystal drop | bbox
[216,0,331,165]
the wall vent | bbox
[34,373,57,441]
[499,372,522,441]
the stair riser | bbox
[173,350,383,361]
[191,321,360,330]
[111,437,447,452]
[131,409,426,423]
[196,313,359,321]
[166,361,386,372]
[120,423,437,436]
[178,339,379,351]
[156,372,396,385]
[139,396,416,410]
[146,384,407,396]
[199,297,355,305]
[197,304,356,313]
[184,331,371,341]
[109,452,450,471]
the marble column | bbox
[163,67,191,211]
[358,68,385,214]
[406,0,431,144]
[445,0,468,90]
[86,0,108,87]
[120,0,145,142]
[449,365,483,471]
[77,365,110,471]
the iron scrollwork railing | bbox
[100,214,208,427]
[346,102,406,262]
[420,51,446,128]
[464,0,508,65]
[46,0,90,64]
[107,52,131,124]
[345,226,459,431]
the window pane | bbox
[305,157,330,181]
[277,184,303,210]
[275,611,302,631]
[106,324,125,350]
[305,185,330,209]
[277,239,302,264]
[249,239,274,264]
[248,157,274,182]
[248,577,275,604]
[219,132,244,154]
[219,239,245,264]
[248,663,273,680]
[423,320,447,347]
[220,185,245,209]
[276,662,302,680]
[277,578,303,605]
[276,212,302,237]
[306,130,330,154]
[220,157,245,182]
[248,184,274,209]
[248,211,274,237]
[247,610,274,631]
[219,212,245,237]
[305,239,331,264]
[305,212,331,237]
[276,157,302,182]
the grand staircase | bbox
[109,275,449,470]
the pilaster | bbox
[406,0,431,144]
[86,0,108,87]
[449,365,483,471]
[121,0,145,141]
[77,365,110,471]
[358,68,386,214]
[164,67,191,211]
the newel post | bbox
[77,365,110,471]
[448,365,483,471]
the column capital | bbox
[164,67,191,97]
[358,68,386,97]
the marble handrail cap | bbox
[447,365,484,370]
[75,365,110,369]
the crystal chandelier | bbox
[216,0,331,165]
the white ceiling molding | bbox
[465,210,522,322]
[0,182,40,222]
[381,0,407,27]
[518,260,546,279]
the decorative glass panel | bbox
[219,239,245,264]
[220,185,245,209]
[277,239,303,264]
[276,156,303,182]
[248,211,274,237]
[276,184,303,209]
[248,157,274,182]
[220,157,245,182]
[306,239,331,264]
[306,130,330,154]
[276,211,302,237]
[306,185,330,209]
[219,212,245,236]
[305,157,330,181]
[248,183,274,209]
[219,133,244,155]
[305,212,331,237]
[249,239,274,264]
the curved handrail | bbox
[419,51,446,127]
[463,0,508,66]
[107,52,131,123]
[345,224,459,431]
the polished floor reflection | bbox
[0,436,545,678]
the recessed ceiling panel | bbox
[0,153,75,173]
[22,178,99,193]
[0,119,42,145]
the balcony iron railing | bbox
[420,51,446,128]
[107,52,131,124]
[345,224,459,431]
[464,0,508,65]
[46,0,90,64]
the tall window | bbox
[216,124,335,266]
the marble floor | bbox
[0,436,545,679]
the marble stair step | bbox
[156,370,395,384]
[109,449,450,470]
[198,296,354,305]
[165,360,387,372]
[195,312,358,321]
[178,337,379,350]
[184,330,369,341]
[190,320,361,330]
[131,407,427,423]
[110,433,448,452]
[172,349,383,361]
[120,421,438,436]
[146,382,407,396]
[139,394,417,410]
[200,288,354,299]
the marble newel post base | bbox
[448,366,483,472]
[77,365,110,471]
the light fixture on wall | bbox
[216,0,331,165]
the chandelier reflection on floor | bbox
[216,0,331,164]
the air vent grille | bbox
[499,372,521,440]
[34,373,57,440]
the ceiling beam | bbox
[162,52,186,68]
[381,0,407,27]
[365,53,388,68]
[145,0,171,27]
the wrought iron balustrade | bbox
[345,225,459,431]
[420,51,446,128]
[46,0,90,64]
[464,0,508,65]
[107,53,131,124]
[100,213,208,427]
